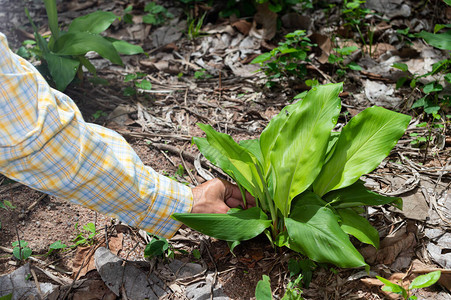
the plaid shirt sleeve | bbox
[0,33,193,238]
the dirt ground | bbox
[0,0,450,299]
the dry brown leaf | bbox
[360,232,415,265]
[252,3,277,40]
[232,20,252,36]
[310,33,332,64]
[72,246,98,279]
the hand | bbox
[191,178,255,214]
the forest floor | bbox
[0,0,450,299]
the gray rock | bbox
[0,263,56,300]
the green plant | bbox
[328,45,362,77]
[72,222,97,247]
[187,12,207,40]
[194,69,212,80]
[24,0,144,91]
[123,72,152,96]
[47,240,67,255]
[252,30,315,87]
[142,2,173,25]
[12,240,32,261]
[144,235,174,259]
[341,0,374,55]
[376,271,441,300]
[255,274,304,300]
[391,61,450,150]
[173,83,411,269]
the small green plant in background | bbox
[24,0,144,91]
[252,30,315,87]
[256,273,305,300]
[376,271,441,300]
[12,240,32,261]
[72,222,97,247]
[142,2,173,25]
[194,69,212,80]
[328,45,362,77]
[173,83,411,269]
[187,12,207,40]
[144,235,174,259]
[391,61,450,149]
[123,72,152,96]
[47,240,67,255]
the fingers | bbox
[222,179,256,207]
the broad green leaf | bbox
[376,276,407,297]
[409,271,441,290]
[313,106,411,196]
[323,180,402,209]
[392,62,409,72]
[193,136,255,195]
[255,275,273,300]
[347,62,362,71]
[111,40,144,55]
[251,52,272,64]
[260,104,298,176]
[196,124,263,197]
[135,79,152,90]
[445,0,451,6]
[44,52,80,91]
[44,0,59,39]
[53,32,123,66]
[268,83,343,216]
[416,30,451,51]
[285,203,368,268]
[68,11,117,34]
[49,240,67,250]
[172,207,271,241]
[144,239,168,258]
[337,208,380,248]
[239,139,263,166]
[325,132,340,163]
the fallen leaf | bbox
[232,19,252,36]
[360,232,416,265]
[251,3,277,40]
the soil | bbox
[0,0,450,299]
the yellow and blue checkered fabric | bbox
[0,33,192,238]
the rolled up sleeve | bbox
[0,33,192,238]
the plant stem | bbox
[255,164,277,227]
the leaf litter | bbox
[0,0,450,299]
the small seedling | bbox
[376,271,441,300]
[123,72,152,96]
[187,12,206,40]
[252,30,315,87]
[47,240,67,255]
[12,240,32,261]
[92,110,108,120]
[142,2,173,25]
[72,222,97,247]
[255,274,305,300]
[328,45,362,77]
[144,235,174,259]
[194,69,212,80]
